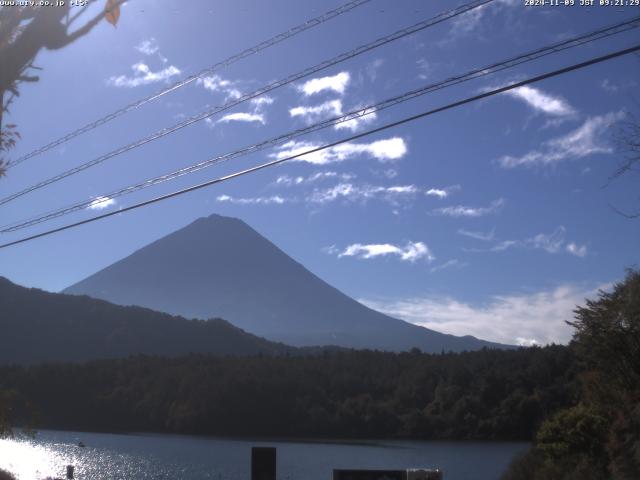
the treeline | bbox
[0,345,577,441]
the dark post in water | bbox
[251,447,276,480]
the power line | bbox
[1,43,637,250]
[5,0,374,170]
[0,0,495,206]
[2,17,638,234]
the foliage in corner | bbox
[0,1,124,176]
[502,269,640,480]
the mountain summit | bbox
[65,214,508,352]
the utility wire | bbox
[5,0,374,170]
[2,17,638,234]
[1,44,638,250]
[0,0,495,205]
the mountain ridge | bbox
[0,275,298,364]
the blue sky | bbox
[1,0,638,346]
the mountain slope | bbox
[0,276,294,364]
[65,214,509,352]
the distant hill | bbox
[0,277,295,364]
[64,214,510,352]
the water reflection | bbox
[0,436,76,479]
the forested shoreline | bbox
[0,345,577,441]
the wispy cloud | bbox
[203,93,273,128]
[361,282,603,345]
[506,86,575,116]
[528,227,566,253]
[275,171,354,186]
[135,38,160,56]
[433,198,504,217]
[107,62,181,88]
[216,194,288,205]
[425,185,461,199]
[600,78,637,94]
[430,259,467,273]
[498,112,624,168]
[334,107,378,132]
[329,241,434,263]
[251,96,274,107]
[458,228,495,242]
[309,183,418,205]
[197,75,242,100]
[289,99,377,132]
[87,196,116,210]
[299,72,350,96]
[466,226,588,258]
[218,112,265,125]
[446,0,517,40]
[566,242,588,257]
[290,100,342,123]
[269,137,407,165]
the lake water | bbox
[0,430,528,480]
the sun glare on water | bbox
[0,437,78,480]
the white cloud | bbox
[135,38,160,56]
[289,100,343,123]
[251,96,274,107]
[299,72,350,96]
[366,58,385,82]
[290,100,377,132]
[527,227,565,253]
[466,226,588,258]
[270,137,407,165]
[334,108,378,132]
[275,171,354,186]
[198,75,232,92]
[434,198,504,217]
[332,241,434,263]
[361,283,603,346]
[447,0,518,39]
[216,194,288,205]
[197,75,243,100]
[498,112,624,168]
[218,112,265,125]
[506,86,575,116]
[87,196,116,210]
[450,4,489,36]
[425,185,461,199]
[309,183,418,205]
[566,242,588,257]
[107,62,181,88]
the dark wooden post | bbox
[251,447,276,480]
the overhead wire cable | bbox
[5,0,375,169]
[0,0,495,205]
[0,43,638,250]
[1,16,638,233]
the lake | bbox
[0,430,528,480]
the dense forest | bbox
[0,345,576,441]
